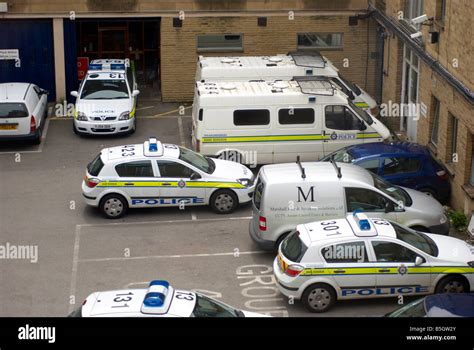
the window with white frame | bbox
[430,97,440,146]
[404,0,424,28]
[400,45,420,140]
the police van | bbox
[191,78,390,165]
[274,212,474,313]
[196,52,378,114]
[250,160,450,250]
[70,59,139,136]
[69,280,265,317]
[82,138,255,218]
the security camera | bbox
[411,14,429,25]
[410,31,423,39]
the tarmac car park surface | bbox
[0,105,419,317]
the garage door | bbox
[0,20,56,101]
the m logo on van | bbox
[297,186,315,202]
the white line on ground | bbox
[177,116,186,147]
[0,117,51,155]
[191,212,197,220]
[77,216,252,229]
[78,250,267,263]
[136,105,155,111]
[68,225,82,313]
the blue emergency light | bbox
[353,211,371,231]
[88,63,102,70]
[143,280,170,307]
[111,64,126,70]
[149,137,158,152]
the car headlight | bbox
[237,178,252,187]
[119,111,130,120]
[440,214,448,224]
[76,112,87,121]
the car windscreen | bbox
[281,231,308,262]
[339,73,361,95]
[371,173,413,207]
[0,103,29,118]
[253,177,264,210]
[321,148,354,163]
[386,298,426,317]
[391,222,439,257]
[178,146,214,174]
[350,100,373,125]
[192,294,240,317]
[87,154,104,176]
[80,79,129,99]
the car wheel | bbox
[99,194,128,219]
[210,189,238,214]
[435,276,469,294]
[32,127,42,145]
[302,283,336,313]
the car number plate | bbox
[0,124,18,130]
[94,124,111,129]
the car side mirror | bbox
[348,91,355,100]
[41,89,49,95]
[190,172,201,180]
[132,90,140,97]
[358,120,367,131]
[384,201,395,213]
[415,256,425,266]
[70,91,78,97]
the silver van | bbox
[249,160,450,250]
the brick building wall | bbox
[160,15,379,102]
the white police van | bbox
[250,160,450,250]
[196,52,378,114]
[70,59,139,136]
[82,138,255,218]
[69,280,265,317]
[274,212,474,313]
[192,78,390,165]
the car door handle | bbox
[378,269,390,273]
[161,182,172,186]
[333,269,346,273]
[124,182,134,186]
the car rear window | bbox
[253,178,264,210]
[0,103,29,118]
[87,154,104,176]
[281,231,307,262]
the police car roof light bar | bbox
[88,63,102,70]
[330,155,342,179]
[111,63,126,70]
[149,137,158,152]
[296,156,306,179]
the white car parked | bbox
[0,83,48,144]
[69,280,266,317]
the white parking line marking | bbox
[177,116,186,147]
[68,225,82,313]
[78,250,267,263]
[77,216,252,229]
[191,212,197,220]
[138,114,192,119]
[146,105,192,118]
[0,117,51,155]
[136,105,154,111]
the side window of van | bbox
[234,109,270,126]
[325,106,361,131]
[278,108,314,125]
[345,187,388,212]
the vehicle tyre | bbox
[410,225,430,233]
[435,276,469,294]
[210,189,238,214]
[302,283,337,313]
[32,127,42,145]
[99,194,128,219]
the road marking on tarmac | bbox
[0,117,51,155]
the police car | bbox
[82,138,255,218]
[70,59,139,136]
[69,280,265,317]
[274,212,474,313]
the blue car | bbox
[321,142,450,203]
[386,294,474,317]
